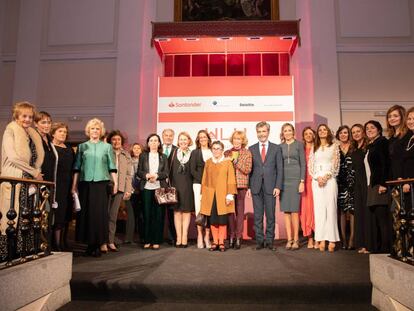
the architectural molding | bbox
[341,101,414,111]
[1,104,114,122]
[337,43,414,53]
[40,50,117,61]
[3,50,118,62]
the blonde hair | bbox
[85,118,106,138]
[230,130,248,148]
[177,131,193,147]
[280,123,295,143]
[12,101,36,120]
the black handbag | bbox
[366,185,389,207]
[195,213,207,227]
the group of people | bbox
[0,101,413,259]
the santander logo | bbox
[168,101,202,108]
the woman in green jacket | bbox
[72,118,117,257]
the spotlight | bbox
[183,38,199,41]
[217,37,232,41]
[154,38,171,42]
[280,36,295,40]
[247,37,263,40]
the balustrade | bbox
[386,178,414,265]
[0,176,54,268]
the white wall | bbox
[0,0,167,145]
[336,0,414,128]
[1,0,413,146]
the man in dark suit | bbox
[248,121,283,251]
[162,128,178,245]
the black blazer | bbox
[137,151,169,190]
[401,130,414,179]
[367,136,389,187]
[189,148,205,184]
[166,145,178,165]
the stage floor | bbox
[61,240,376,310]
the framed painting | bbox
[174,0,280,22]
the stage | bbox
[60,240,376,310]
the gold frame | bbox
[174,0,280,22]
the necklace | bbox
[406,135,414,151]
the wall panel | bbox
[38,59,116,112]
[0,62,15,112]
[338,53,414,102]
[1,0,20,55]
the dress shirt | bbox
[258,140,269,155]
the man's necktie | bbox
[261,144,266,162]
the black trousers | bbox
[142,189,165,245]
[368,204,391,253]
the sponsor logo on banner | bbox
[157,76,295,149]
[168,101,202,108]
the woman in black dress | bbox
[34,111,57,254]
[350,124,369,254]
[386,105,407,180]
[336,125,355,250]
[401,107,414,210]
[364,120,391,253]
[51,122,74,251]
[34,112,57,184]
[170,131,195,247]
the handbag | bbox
[154,148,178,205]
[195,212,207,227]
[155,187,178,205]
[366,184,389,207]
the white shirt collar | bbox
[212,155,225,164]
[259,140,269,148]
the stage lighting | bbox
[247,37,263,40]
[280,36,295,40]
[183,38,199,41]
[217,37,232,41]
[154,38,171,42]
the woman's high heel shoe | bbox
[328,242,336,253]
[197,235,204,249]
[291,240,300,250]
[319,241,326,252]
[204,236,211,249]
[285,240,293,250]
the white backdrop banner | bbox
[157,76,294,148]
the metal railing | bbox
[386,178,414,265]
[0,176,54,269]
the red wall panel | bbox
[227,54,243,76]
[164,55,174,77]
[245,54,261,76]
[192,54,209,76]
[174,55,191,77]
[279,53,290,76]
[209,54,226,76]
[263,53,279,76]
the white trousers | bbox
[193,183,201,215]
[312,178,340,242]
